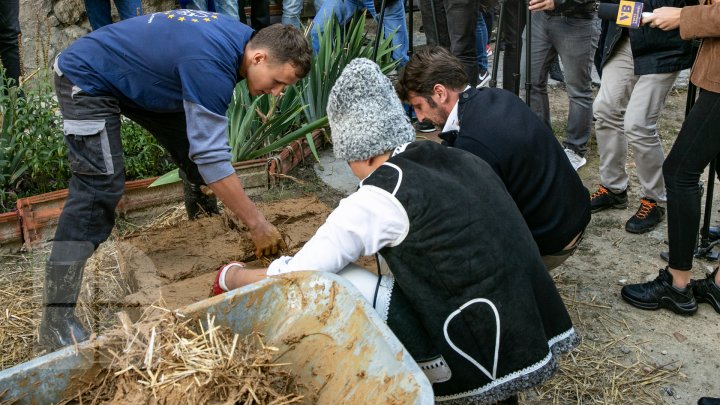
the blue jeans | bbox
[475,10,488,73]
[283,0,324,27]
[529,13,599,156]
[311,0,409,66]
[84,0,143,30]
[186,0,239,18]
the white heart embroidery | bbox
[442,298,501,381]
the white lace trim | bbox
[435,327,578,402]
[375,273,394,323]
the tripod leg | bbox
[408,0,414,54]
[372,0,389,61]
[524,1,531,106]
[513,0,522,94]
[489,0,505,88]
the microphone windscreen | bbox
[598,3,620,20]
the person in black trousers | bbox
[239,0,271,29]
[0,0,22,88]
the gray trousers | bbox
[594,37,677,203]
[529,12,599,156]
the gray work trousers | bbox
[594,37,678,203]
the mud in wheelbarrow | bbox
[0,271,434,404]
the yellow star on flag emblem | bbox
[167,14,175,19]
[178,17,185,21]
[191,18,198,22]
[204,18,210,21]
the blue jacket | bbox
[58,11,254,184]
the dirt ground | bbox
[1,86,719,403]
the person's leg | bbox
[214,0,240,19]
[528,12,556,128]
[113,0,143,20]
[552,16,599,157]
[621,90,720,315]
[625,71,678,204]
[374,0,409,66]
[250,0,270,29]
[84,0,114,30]
[594,37,636,195]
[282,0,304,27]
[42,73,125,349]
[443,0,479,86]
[475,8,489,73]
[119,104,219,218]
[664,90,720,276]
[0,0,21,86]
[501,0,525,94]
[310,0,357,54]
[418,0,451,47]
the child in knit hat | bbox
[213,58,579,403]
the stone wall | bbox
[18,0,175,73]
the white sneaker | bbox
[564,148,587,171]
[476,70,491,88]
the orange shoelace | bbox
[591,186,609,199]
[634,199,657,219]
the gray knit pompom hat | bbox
[327,58,415,162]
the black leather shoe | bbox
[625,198,665,234]
[691,268,720,313]
[590,185,628,213]
[621,268,697,315]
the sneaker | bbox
[210,262,245,296]
[486,44,493,57]
[415,120,436,133]
[590,185,628,213]
[621,268,698,315]
[564,148,587,171]
[476,69,491,88]
[625,198,665,234]
[691,267,720,313]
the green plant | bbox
[298,13,399,123]
[0,68,69,211]
[0,67,177,212]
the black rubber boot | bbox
[39,261,91,351]
[180,169,219,220]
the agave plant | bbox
[298,12,399,123]
[226,81,326,162]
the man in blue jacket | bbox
[42,13,311,350]
[396,46,591,270]
[590,0,697,234]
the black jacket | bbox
[550,0,597,18]
[440,87,591,256]
[596,0,698,75]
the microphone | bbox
[598,1,652,28]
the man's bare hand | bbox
[642,7,682,31]
[249,220,286,258]
[529,0,555,12]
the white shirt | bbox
[267,183,410,276]
[441,85,472,133]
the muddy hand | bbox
[249,220,287,259]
